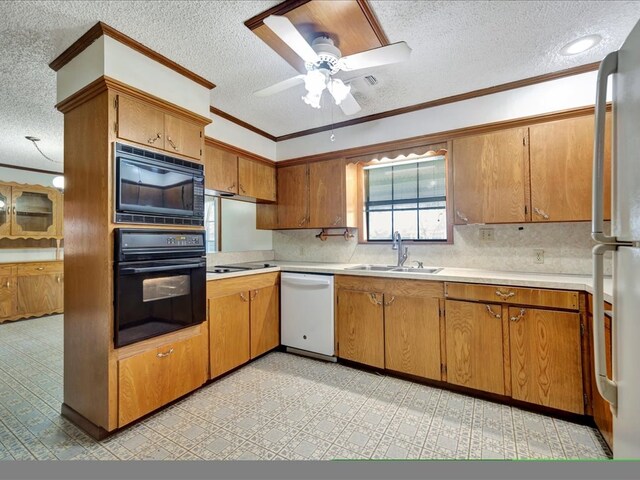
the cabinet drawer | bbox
[445,282,579,310]
[17,262,63,276]
[118,334,206,427]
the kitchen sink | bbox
[391,266,443,274]
[345,265,442,274]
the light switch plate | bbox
[534,249,544,264]
[480,228,495,241]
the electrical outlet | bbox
[534,249,544,264]
[480,228,495,241]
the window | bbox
[364,155,448,242]
[204,195,218,252]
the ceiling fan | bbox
[254,15,412,115]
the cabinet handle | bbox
[510,308,526,322]
[250,290,258,301]
[384,296,395,307]
[298,216,306,227]
[56,275,61,284]
[156,348,174,358]
[240,292,248,302]
[485,305,501,319]
[331,216,341,226]
[495,289,515,299]
[4,280,9,289]
[368,292,382,306]
[534,207,550,220]
[148,133,162,144]
[455,210,469,223]
[166,137,179,151]
[239,184,246,194]
[228,182,236,191]
[36,267,45,271]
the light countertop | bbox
[207,261,613,303]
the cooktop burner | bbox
[207,262,277,274]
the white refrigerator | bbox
[592,18,640,459]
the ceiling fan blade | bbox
[263,15,320,64]
[337,91,361,116]
[254,74,306,97]
[337,42,411,72]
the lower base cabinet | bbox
[118,334,206,427]
[250,284,280,358]
[209,291,251,378]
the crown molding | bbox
[49,21,216,90]
[204,136,275,166]
[0,162,62,176]
[210,107,277,141]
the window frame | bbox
[204,194,221,253]
[356,144,454,245]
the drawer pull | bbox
[495,289,515,299]
[148,133,162,144]
[156,348,174,358]
[384,296,396,307]
[167,137,179,151]
[485,305,501,319]
[534,207,550,220]
[4,280,9,289]
[250,290,258,301]
[56,275,61,284]
[240,292,248,302]
[36,267,45,271]
[368,293,382,306]
[510,309,526,322]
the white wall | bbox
[205,114,276,161]
[276,71,611,160]
[220,199,272,252]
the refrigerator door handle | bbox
[592,243,618,408]
[592,51,618,244]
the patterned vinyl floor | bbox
[0,315,611,460]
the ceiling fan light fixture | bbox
[302,69,328,109]
[327,78,351,105]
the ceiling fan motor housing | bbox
[306,35,342,74]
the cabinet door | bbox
[0,185,12,236]
[117,95,165,148]
[445,300,505,395]
[209,292,251,378]
[385,295,441,380]
[529,113,611,222]
[509,307,583,413]
[118,334,206,427]
[11,187,58,237]
[337,289,384,368]
[205,144,238,194]
[308,159,345,228]
[16,271,63,315]
[238,157,276,202]
[250,285,280,358]
[277,164,309,228]
[452,128,528,224]
[0,266,16,319]
[164,114,204,161]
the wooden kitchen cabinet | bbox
[238,157,277,202]
[116,94,203,161]
[118,334,206,427]
[445,282,579,310]
[0,265,16,318]
[509,306,584,414]
[0,184,62,238]
[204,144,238,193]
[16,262,63,317]
[276,164,309,228]
[445,299,506,395]
[0,185,12,237]
[336,288,385,368]
[207,272,280,378]
[452,128,529,224]
[308,159,358,229]
[529,113,612,222]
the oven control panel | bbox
[165,235,202,246]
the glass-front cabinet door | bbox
[0,186,11,236]
[11,187,58,237]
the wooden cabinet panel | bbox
[250,285,280,358]
[117,95,165,148]
[11,186,58,237]
[0,185,12,236]
[277,164,309,228]
[529,113,611,222]
[445,282,579,310]
[209,292,251,378]
[445,300,505,395]
[509,307,583,414]
[238,157,276,201]
[337,289,384,368]
[16,271,63,316]
[0,266,16,319]
[384,295,441,380]
[308,159,345,228]
[164,114,203,161]
[118,334,206,427]
[204,145,238,194]
[452,128,528,224]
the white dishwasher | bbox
[280,272,335,359]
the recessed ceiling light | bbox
[560,34,602,55]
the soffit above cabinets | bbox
[245,0,388,74]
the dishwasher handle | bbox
[281,275,332,287]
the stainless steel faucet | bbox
[392,231,408,266]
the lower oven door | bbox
[114,258,206,348]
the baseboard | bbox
[61,403,111,441]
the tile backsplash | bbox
[206,249,275,266]
[273,222,610,275]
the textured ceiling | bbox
[1,1,640,172]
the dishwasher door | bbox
[280,273,335,357]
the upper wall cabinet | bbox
[203,143,276,202]
[529,113,611,222]
[0,182,62,238]
[116,95,204,162]
[453,127,529,225]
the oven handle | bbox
[120,263,205,275]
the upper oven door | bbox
[116,154,197,218]
[114,257,206,348]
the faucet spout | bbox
[392,231,409,266]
